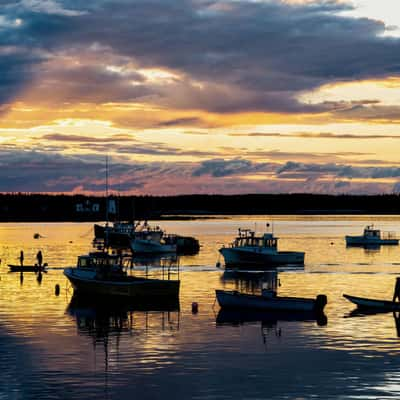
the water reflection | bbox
[345,309,400,337]
[66,294,180,340]
[216,308,328,327]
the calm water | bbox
[2,215,400,399]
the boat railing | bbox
[127,256,180,281]
[382,231,397,240]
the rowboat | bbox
[8,264,47,272]
[343,294,400,311]
[216,289,327,313]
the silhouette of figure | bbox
[36,250,43,267]
[393,277,400,303]
[19,250,24,267]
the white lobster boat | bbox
[219,228,304,269]
[345,225,398,247]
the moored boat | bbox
[216,270,326,313]
[345,225,398,247]
[219,227,305,269]
[343,294,400,311]
[8,264,48,272]
[63,252,180,298]
[216,289,327,313]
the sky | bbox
[1,0,400,195]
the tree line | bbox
[0,193,400,221]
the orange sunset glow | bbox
[1,0,400,194]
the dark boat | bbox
[216,290,327,313]
[63,252,180,299]
[343,294,400,311]
[216,270,327,313]
[8,264,47,272]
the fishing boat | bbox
[343,294,400,311]
[345,225,398,247]
[215,270,327,313]
[130,227,177,254]
[8,263,47,272]
[219,227,305,269]
[63,251,180,298]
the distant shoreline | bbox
[1,193,400,222]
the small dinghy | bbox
[216,290,327,312]
[344,277,400,311]
[215,270,327,313]
[343,294,400,311]
[8,263,48,272]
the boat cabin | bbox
[77,252,127,270]
[233,229,277,249]
[363,225,381,238]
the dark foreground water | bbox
[2,215,400,399]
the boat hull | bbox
[64,268,180,298]
[216,290,326,312]
[219,248,305,269]
[345,235,399,246]
[131,239,177,254]
[343,294,400,311]
[8,264,47,272]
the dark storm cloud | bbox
[1,0,400,112]
[192,158,272,177]
[36,132,222,157]
[1,149,399,193]
[277,161,400,179]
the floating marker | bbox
[192,302,198,314]
[55,284,60,296]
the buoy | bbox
[55,284,60,296]
[191,302,198,314]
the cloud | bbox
[231,131,400,139]
[1,150,400,194]
[1,0,400,114]
[192,158,271,177]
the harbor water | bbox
[1,215,400,399]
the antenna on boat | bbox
[105,154,109,226]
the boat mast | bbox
[105,154,109,226]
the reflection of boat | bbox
[345,225,398,247]
[8,263,47,272]
[343,294,400,311]
[63,252,180,298]
[216,308,327,327]
[219,227,305,269]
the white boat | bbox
[219,228,305,269]
[216,290,327,312]
[129,224,177,254]
[345,225,398,246]
[63,252,180,298]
